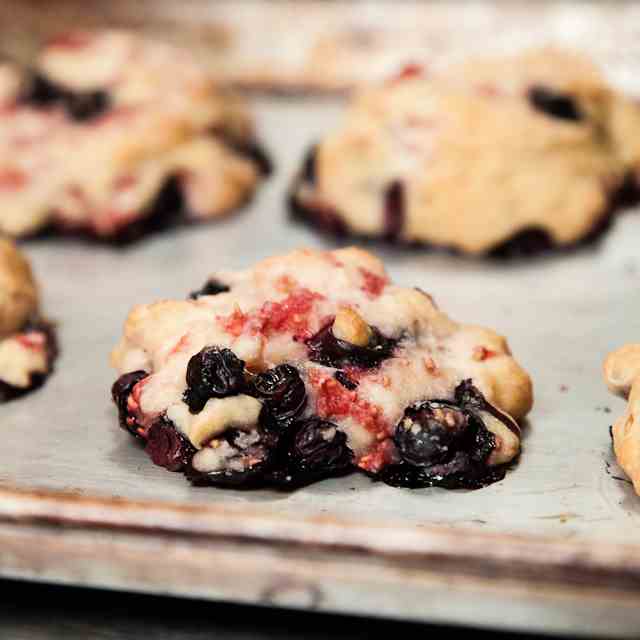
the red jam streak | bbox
[219,288,324,341]
[308,369,389,439]
[0,169,28,191]
[359,268,388,298]
[47,32,94,50]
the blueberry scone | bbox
[0,30,269,242]
[111,247,532,490]
[291,49,640,256]
[0,239,56,401]
[603,345,640,495]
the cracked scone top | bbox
[111,247,533,489]
[604,345,640,495]
[0,30,269,241]
[291,49,640,256]
[0,239,56,400]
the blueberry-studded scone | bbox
[603,345,640,495]
[0,30,269,242]
[111,247,532,490]
[0,239,56,401]
[291,49,640,256]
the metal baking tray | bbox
[3,2,640,637]
[2,98,640,638]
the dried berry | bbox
[384,180,404,241]
[111,370,147,437]
[253,364,307,429]
[301,144,317,185]
[395,401,470,467]
[188,278,230,299]
[183,346,245,413]
[22,73,110,121]
[384,381,511,489]
[145,417,196,471]
[306,321,396,369]
[270,418,353,488]
[379,453,506,490]
[528,86,582,122]
[334,370,358,390]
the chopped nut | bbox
[332,307,372,347]
[482,409,521,466]
[169,395,263,449]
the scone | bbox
[111,247,533,490]
[0,239,56,401]
[0,30,270,242]
[603,345,640,495]
[290,49,640,257]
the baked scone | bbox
[0,239,56,401]
[603,345,640,495]
[111,247,533,490]
[0,30,270,242]
[290,49,640,257]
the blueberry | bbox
[145,417,196,471]
[183,347,245,413]
[528,86,582,122]
[305,321,396,369]
[395,401,470,467]
[22,73,110,121]
[188,278,230,299]
[111,370,147,437]
[301,144,317,185]
[270,418,353,488]
[379,452,506,490]
[253,364,307,430]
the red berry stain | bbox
[391,63,425,83]
[360,268,388,298]
[47,32,94,50]
[219,308,249,338]
[218,289,324,341]
[0,169,28,191]
[16,332,45,350]
[114,174,137,191]
[169,333,190,356]
[308,369,389,438]
[473,346,498,362]
[358,439,397,473]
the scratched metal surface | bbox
[2,96,640,543]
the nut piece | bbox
[332,307,372,347]
[168,394,262,449]
[480,409,521,466]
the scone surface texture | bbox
[0,239,56,400]
[111,247,532,489]
[0,29,269,242]
[291,49,640,256]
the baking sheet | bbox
[1,99,640,637]
[4,98,639,542]
[3,1,640,634]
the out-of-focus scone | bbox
[0,30,270,242]
[291,49,640,257]
[111,247,532,490]
[604,344,640,495]
[0,239,56,400]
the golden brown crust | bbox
[0,239,38,337]
[299,49,640,255]
[604,345,640,495]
